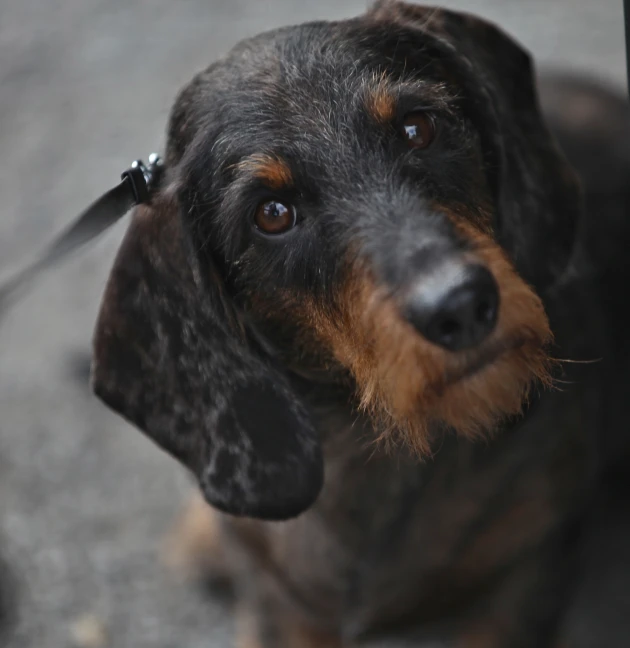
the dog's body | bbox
[91,3,630,646]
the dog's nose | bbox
[405,262,499,351]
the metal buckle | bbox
[121,153,164,204]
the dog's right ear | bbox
[91,191,323,520]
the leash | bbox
[625,0,630,95]
[0,154,163,320]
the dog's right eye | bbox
[254,200,296,235]
[401,112,436,149]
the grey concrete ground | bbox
[0,1,625,646]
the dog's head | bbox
[92,1,582,519]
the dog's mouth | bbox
[287,333,533,391]
[438,335,529,391]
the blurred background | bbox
[0,1,625,646]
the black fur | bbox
[90,3,630,645]
[92,3,583,521]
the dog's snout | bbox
[405,263,499,351]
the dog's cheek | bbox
[243,287,341,371]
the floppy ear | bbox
[368,1,583,289]
[91,190,323,520]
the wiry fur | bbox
[306,219,552,454]
[91,3,630,646]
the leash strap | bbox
[0,154,163,319]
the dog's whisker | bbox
[549,356,603,364]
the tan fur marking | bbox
[290,214,552,454]
[237,154,293,189]
[366,73,396,123]
[162,491,229,582]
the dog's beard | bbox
[310,228,553,455]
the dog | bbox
[90,2,630,646]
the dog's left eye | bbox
[254,200,296,234]
[402,112,436,149]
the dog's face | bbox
[92,2,582,519]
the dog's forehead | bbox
[171,18,450,164]
[221,20,409,92]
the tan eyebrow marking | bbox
[236,154,293,189]
[366,72,397,123]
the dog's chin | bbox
[281,330,551,457]
[370,332,553,456]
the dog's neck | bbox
[286,367,422,456]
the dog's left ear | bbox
[368,1,583,288]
